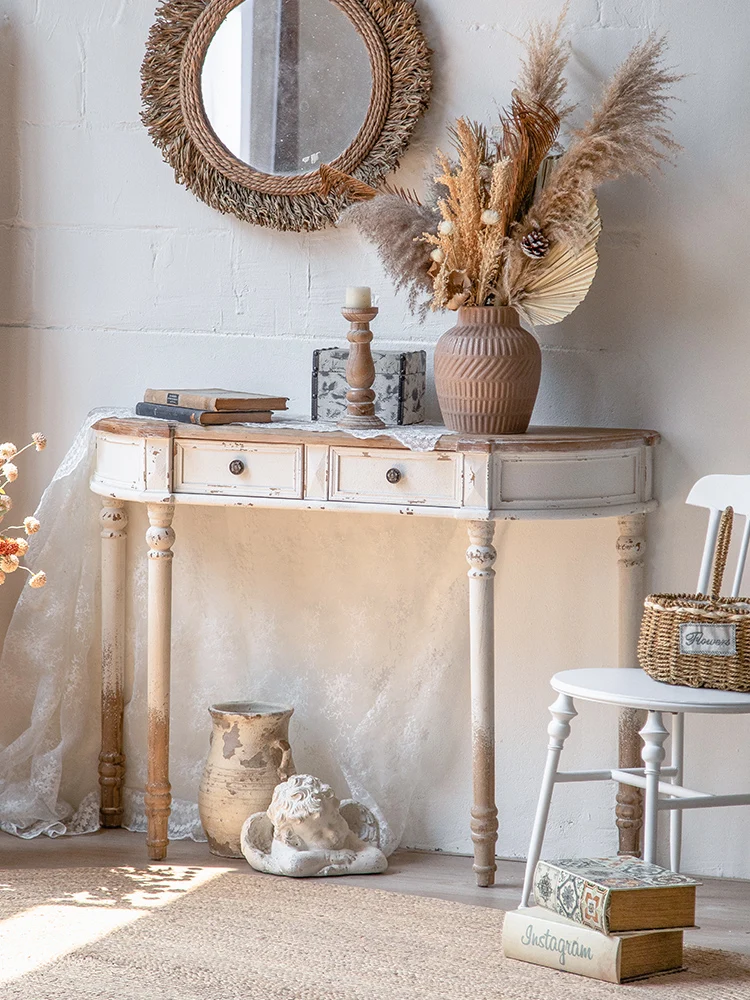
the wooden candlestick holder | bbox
[337,306,386,430]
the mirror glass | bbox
[201,0,373,176]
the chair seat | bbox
[551,668,750,714]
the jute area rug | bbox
[0,865,748,999]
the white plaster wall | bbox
[2,0,750,876]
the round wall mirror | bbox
[201,0,373,178]
[141,0,431,231]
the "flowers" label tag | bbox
[679,623,737,656]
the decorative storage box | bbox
[311,348,426,425]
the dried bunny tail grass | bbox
[340,196,440,314]
[529,34,682,246]
[141,0,432,231]
[515,2,575,122]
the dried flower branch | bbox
[0,435,47,588]
[499,94,560,234]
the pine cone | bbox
[521,229,550,259]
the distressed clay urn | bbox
[433,305,542,434]
[198,702,295,858]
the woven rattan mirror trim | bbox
[180,0,392,195]
[141,0,432,232]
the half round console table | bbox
[90,418,659,885]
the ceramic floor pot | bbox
[434,306,542,434]
[198,702,295,858]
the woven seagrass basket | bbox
[638,507,750,692]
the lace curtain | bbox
[0,411,467,852]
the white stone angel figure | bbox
[241,774,388,877]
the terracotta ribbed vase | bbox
[434,306,542,434]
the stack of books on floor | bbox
[503,857,700,983]
[135,389,289,425]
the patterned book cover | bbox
[533,857,700,934]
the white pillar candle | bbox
[345,286,372,309]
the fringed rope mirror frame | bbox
[141,0,432,232]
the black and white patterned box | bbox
[311,348,426,426]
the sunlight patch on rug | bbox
[0,865,229,985]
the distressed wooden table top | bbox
[92,417,660,454]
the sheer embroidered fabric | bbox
[0,410,464,850]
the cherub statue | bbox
[241,774,388,877]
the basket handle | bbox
[711,506,734,598]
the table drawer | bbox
[329,447,463,507]
[174,441,303,498]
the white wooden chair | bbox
[520,474,750,908]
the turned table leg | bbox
[466,521,498,887]
[616,513,647,856]
[99,499,128,827]
[145,503,175,861]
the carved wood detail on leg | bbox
[99,499,128,827]
[466,520,498,887]
[616,513,647,856]
[145,503,175,861]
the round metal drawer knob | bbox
[385,467,402,484]
[229,459,245,476]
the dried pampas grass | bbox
[515,2,575,123]
[341,195,440,315]
[421,104,560,310]
[524,34,682,249]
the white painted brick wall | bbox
[2,0,750,875]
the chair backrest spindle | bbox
[731,516,750,598]
[686,475,750,598]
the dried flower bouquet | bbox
[343,10,681,327]
[0,434,47,589]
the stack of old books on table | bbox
[503,857,700,983]
[136,389,288,425]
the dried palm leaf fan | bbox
[516,197,601,327]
